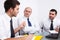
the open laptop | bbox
[45,28,60,39]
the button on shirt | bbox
[40,18,60,33]
[0,13,11,39]
[18,16,40,34]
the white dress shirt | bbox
[18,16,40,34]
[40,17,60,33]
[12,17,19,36]
[0,13,11,39]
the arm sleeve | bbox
[0,19,7,39]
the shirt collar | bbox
[23,16,30,19]
[48,17,57,22]
[4,13,11,21]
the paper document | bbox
[49,30,58,34]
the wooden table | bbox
[5,36,27,40]
[5,34,33,40]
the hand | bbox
[25,34,33,40]
[55,26,59,32]
[19,21,26,29]
[14,21,26,34]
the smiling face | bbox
[24,7,32,18]
[49,11,57,20]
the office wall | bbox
[0,0,60,22]
[0,0,5,15]
[38,0,60,22]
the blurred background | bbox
[0,0,60,22]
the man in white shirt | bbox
[0,0,25,40]
[40,9,60,34]
[18,7,39,35]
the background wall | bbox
[0,0,60,22]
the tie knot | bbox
[10,18,12,22]
[51,20,53,22]
[27,18,29,21]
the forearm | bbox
[5,38,19,40]
[14,26,21,34]
[14,21,25,34]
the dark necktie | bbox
[27,18,32,26]
[50,20,54,30]
[10,18,15,38]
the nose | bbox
[49,14,53,16]
[50,15,52,17]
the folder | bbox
[24,34,43,40]
[32,35,43,40]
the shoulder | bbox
[0,15,5,24]
[41,18,49,23]
[0,14,4,20]
[54,17,60,22]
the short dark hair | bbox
[50,9,57,15]
[4,0,20,12]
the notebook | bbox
[49,30,58,34]
[45,28,60,39]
